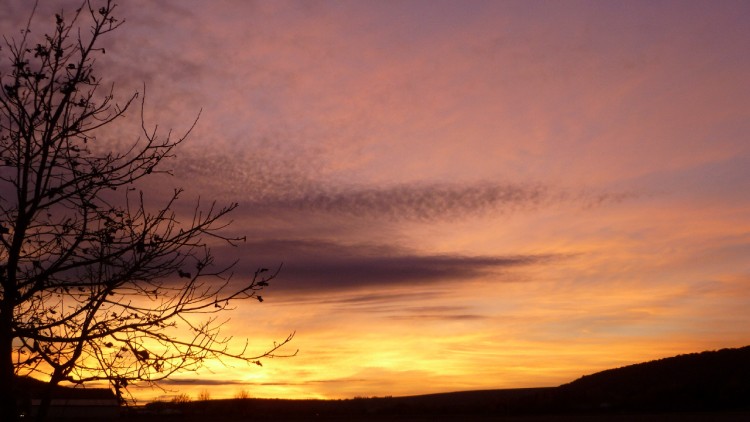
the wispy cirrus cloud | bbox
[159,378,250,386]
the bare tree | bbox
[0,2,294,420]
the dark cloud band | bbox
[220,239,557,293]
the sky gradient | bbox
[3,0,750,401]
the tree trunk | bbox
[35,385,53,422]
[0,306,17,422]
[33,371,64,422]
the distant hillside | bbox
[126,345,750,421]
[554,345,750,412]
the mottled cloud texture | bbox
[242,182,550,220]
[163,142,638,224]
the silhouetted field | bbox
[123,398,750,422]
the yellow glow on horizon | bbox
[119,262,749,403]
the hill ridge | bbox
[130,345,750,420]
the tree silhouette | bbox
[0,2,293,420]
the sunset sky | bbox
[3,0,750,401]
